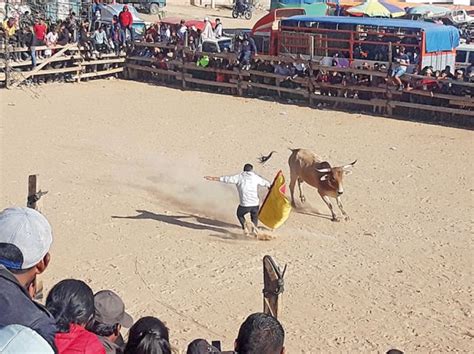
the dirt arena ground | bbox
[0,79,472,352]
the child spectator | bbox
[46,279,106,354]
[187,339,221,354]
[45,25,59,57]
[124,316,171,354]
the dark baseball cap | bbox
[187,339,221,354]
[94,290,133,328]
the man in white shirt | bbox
[205,164,271,234]
[214,18,223,38]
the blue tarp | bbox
[281,16,460,53]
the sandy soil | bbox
[0,79,472,352]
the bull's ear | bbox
[320,174,329,181]
[344,170,352,175]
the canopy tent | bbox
[407,5,450,17]
[347,0,405,18]
[270,0,328,16]
[281,16,461,53]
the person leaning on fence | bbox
[235,313,285,354]
[87,290,134,354]
[0,207,58,350]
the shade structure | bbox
[347,0,405,18]
[407,5,450,16]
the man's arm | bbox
[204,174,240,184]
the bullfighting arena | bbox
[0,79,472,352]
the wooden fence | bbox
[1,41,472,126]
[125,42,474,127]
[0,44,126,87]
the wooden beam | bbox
[27,175,48,211]
[11,44,77,87]
[263,255,287,319]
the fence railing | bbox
[1,41,472,126]
[0,44,126,87]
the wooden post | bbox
[5,39,10,88]
[263,255,287,319]
[27,175,48,211]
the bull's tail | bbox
[258,151,276,164]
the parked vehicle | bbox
[200,37,233,53]
[456,43,474,69]
[116,0,166,15]
[252,15,461,72]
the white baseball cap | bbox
[0,207,53,270]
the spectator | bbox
[187,339,221,354]
[441,65,454,80]
[46,279,106,354]
[33,17,47,46]
[58,22,71,46]
[235,313,285,354]
[201,17,214,41]
[124,316,171,354]
[87,290,134,354]
[178,19,187,43]
[391,47,409,91]
[110,15,123,54]
[0,324,54,354]
[0,207,57,349]
[119,5,134,42]
[2,17,17,37]
[214,18,223,39]
[45,25,59,57]
[92,25,109,54]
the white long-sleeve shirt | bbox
[220,171,271,207]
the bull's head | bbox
[316,160,357,196]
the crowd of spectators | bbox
[0,5,138,66]
[0,206,289,354]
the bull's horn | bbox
[342,160,357,170]
[316,168,331,173]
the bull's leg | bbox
[336,196,349,221]
[321,194,339,222]
[289,175,297,208]
[297,178,306,203]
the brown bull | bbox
[260,148,356,221]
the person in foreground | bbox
[204,163,270,236]
[124,316,171,354]
[46,279,106,354]
[87,289,134,354]
[0,207,57,349]
[235,313,285,354]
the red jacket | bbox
[54,324,105,354]
[119,10,133,27]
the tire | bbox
[232,9,239,18]
[244,10,252,20]
[149,3,160,14]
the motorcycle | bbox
[232,3,252,20]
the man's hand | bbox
[204,176,219,181]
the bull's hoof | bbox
[300,196,306,203]
[331,216,341,222]
[344,215,350,221]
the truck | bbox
[116,0,166,15]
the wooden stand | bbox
[27,174,47,211]
[263,255,287,319]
